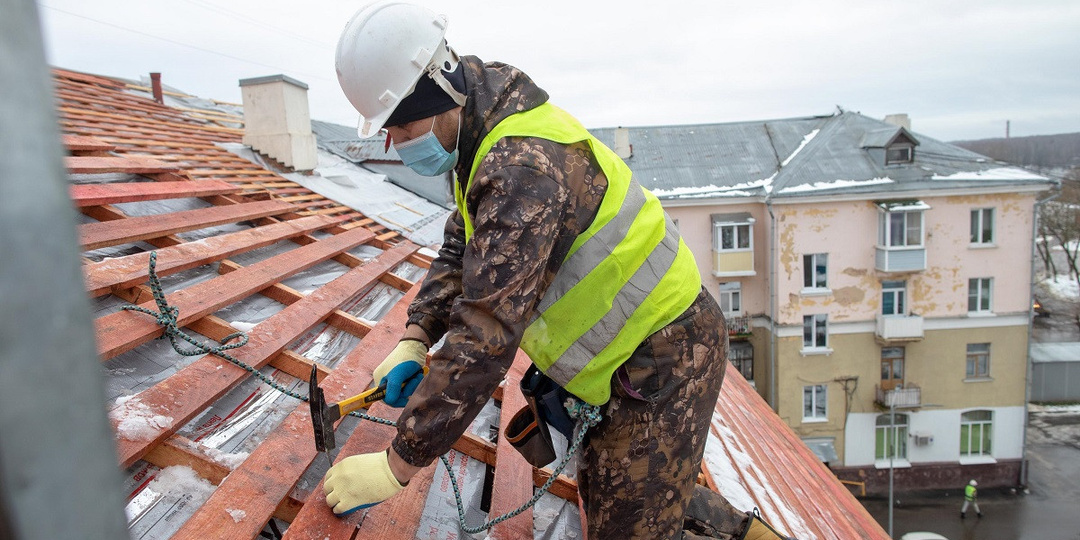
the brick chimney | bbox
[614,127,633,159]
[239,74,317,171]
[883,113,911,131]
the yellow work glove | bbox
[323,451,404,515]
[372,339,428,407]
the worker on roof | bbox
[323,2,795,539]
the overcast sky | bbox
[36,0,1080,142]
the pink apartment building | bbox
[592,111,1056,492]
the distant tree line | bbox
[954,132,1080,168]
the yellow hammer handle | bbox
[336,366,429,417]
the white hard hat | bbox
[335,1,466,137]
[969,479,978,486]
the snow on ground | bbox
[1027,404,1080,447]
[1040,275,1080,300]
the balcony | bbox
[875,246,926,273]
[876,383,921,408]
[713,250,755,277]
[876,314,924,342]
[727,314,752,338]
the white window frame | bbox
[960,410,993,458]
[802,314,829,352]
[878,210,924,248]
[875,413,909,462]
[802,384,827,422]
[970,208,995,246]
[802,253,829,292]
[717,282,742,316]
[968,278,993,314]
[966,343,991,379]
[881,280,906,316]
[714,222,753,253]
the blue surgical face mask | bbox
[393,115,459,176]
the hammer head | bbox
[309,364,336,453]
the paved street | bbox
[861,404,1080,540]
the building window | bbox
[881,346,905,389]
[881,280,906,316]
[715,222,752,252]
[879,210,923,248]
[717,282,742,316]
[803,384,827,421]
[970,208,994,245]
[885,145,914,165]
[968,278,993,313]
[731,342,753,381]
[960,410,993,457]
[875,413,908,460]
[803,314,828,349]
[966,343,991,378]
[803,253,828,290]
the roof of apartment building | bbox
[590,111,1055,200]
[46,67,889,539]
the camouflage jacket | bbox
[392,56,609,466]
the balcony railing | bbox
[876,383,921,408]
[876,314,924,341]
[727,314,751,337]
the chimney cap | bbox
[239,74,309,90]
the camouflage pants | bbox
[577,290,749,539]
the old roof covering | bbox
[590,111,1053,200]
[56,66,888,539]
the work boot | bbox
[960,511,966,519]
[738,508,797,540]
[977,511,983,518]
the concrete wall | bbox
[833,459,1023,494]
[844,406,1025,467]
[771,193,1036,326]
[666,203,770,317]
[773,322,1029,465]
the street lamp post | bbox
[888,397,895,538]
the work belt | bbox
[505,364,577,468]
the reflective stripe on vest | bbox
[456,102,701,405]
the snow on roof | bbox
[781,129,820,167]
[932,167,1048,181]
[779,177,895,194]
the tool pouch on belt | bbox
[504,364,577,468]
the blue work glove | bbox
[323,451,404,515]
[372,339,427,407]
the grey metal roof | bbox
[590,111,1056,201]
[590,116,831,198]
[311,120,401,163]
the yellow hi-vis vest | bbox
[455,102,701,405]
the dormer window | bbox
[862,126,920,167]
[886,145,914,165]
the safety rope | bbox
[122,251,600,535]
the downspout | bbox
[766,197,778,410]
[1021,185,1060,487]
